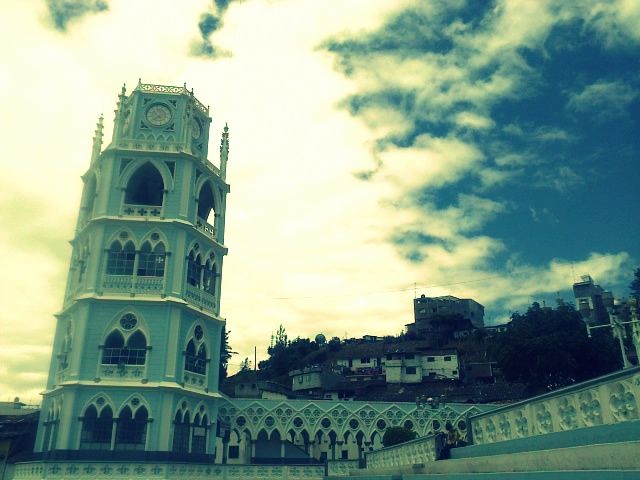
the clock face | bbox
[146,104,172,126]
[191,118,202,139]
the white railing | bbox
[327,459,359,476]
[185,284,216,311]
[470,366,640,446]
[121,203,163,218]
[365,434,442,470]
[135,276,163,294]
[99,364,145,381]
[196,217,217,240]
[183,371,207,391]
[13,462,324,479]
[102,274,133,292]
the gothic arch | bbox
[101,309,151,345]
[195,179,217,224]
[120,158,174,194]
[139,229,170,249]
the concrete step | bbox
[330,470,640,480]
[347,441,640,477]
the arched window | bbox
[137,241,166,277]
[184,340,207,375]
[106,240,135,275]
[80,405,113,450]
[191,413,208,454]
[102,331,124,365]
[186,251,202,287]
[197,182,215,224]
[202,260,216,295]
[101,329,147,365]
[115,406,148,450]
[125,163,164,206]
[172,411,190,453]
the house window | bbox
[386,354,392,361]
[360,357,370,364]
[444,356,452,362]
[427,357,435,362]
[297,376,303,384]
[341,450,349,459]
[452,370,458,375]
[405,354,415,360]
[229,445,240,459]
[405,366,417,375]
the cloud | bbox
[191,0,242,58]
[567,80,637,121]
[45,0,108,31]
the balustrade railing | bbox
[195,217,217,240]
[13,462,325,479]
[185,284,216,311]
[121,203,163,218]
[365,433,442,470]
[102,275,163,295]
[99,364,145,381]
[102,274,133,292]
[327,459,360,476]
[183,371,207,390]
[469,366,640,446]
[135,276,163,294]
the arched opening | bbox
[186,251,202,287]
[125,163,164,206]
[137,241,166,277]
[172,411,190,453]
[197,182,216,224]
[185,340,207,375]
[191,413,208,454]
[202,260,216,295]
[80,405,113,450]
[106,240,135,276]
[115,406,148,450]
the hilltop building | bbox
[406,294,484,345]
[573,275,613,325]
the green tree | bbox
[489,303,620,393]
[239,357,252,372]
[219,327,236,381]
[382,427,417,447]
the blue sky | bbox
[1,0,638,400]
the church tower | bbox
[35,81,230,460]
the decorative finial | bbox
[120,83,126,96]
[91,114,104,164]
[137,78,142,86]
[219,123,230,181]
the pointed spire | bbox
[91,114,104,164]
[219,123,230,181]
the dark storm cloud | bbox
[45,0,108,31]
